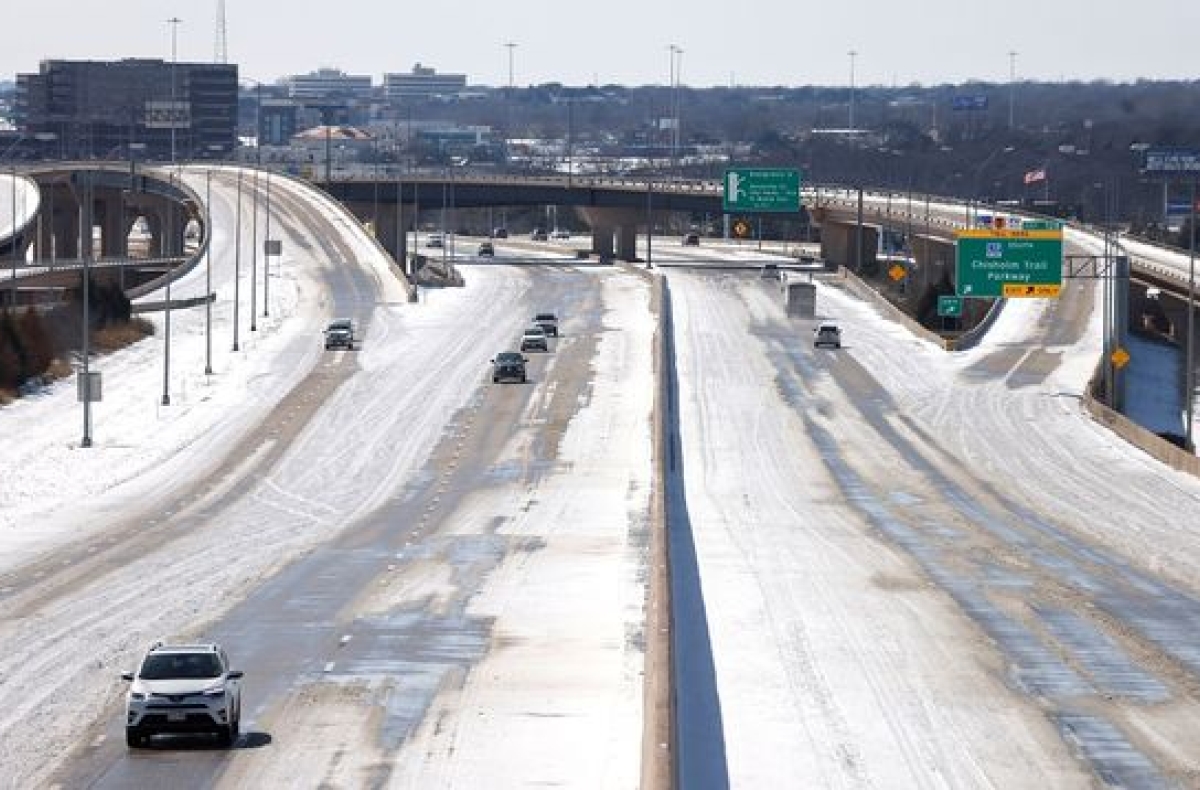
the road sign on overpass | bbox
[723,168,801,213]
[955,227,1063,298]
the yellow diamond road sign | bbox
[1111,347,1130,369]
[888,264,906,281]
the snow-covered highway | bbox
[1,166,1199,788]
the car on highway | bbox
[478,241,495,257]
[121,642,243,748]
[552,228,570,240]
[760,262,781,279]
[682,232,700,246]
[323,318,355,350]
[426,233,445,248]
[533,312,559,337]
[530,227,548,241]
[491,351,528,383]
[492,227,509,239]
[813,321,842,349]
[520,326,549,352]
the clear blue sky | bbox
[4,0,1199,88]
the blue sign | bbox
[1144,149,1200,174]
[952,95,988,111]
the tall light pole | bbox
[1187,178,1196,451]
[249,169,258,331]
[80,174,93,447]
[263,172,272,318]
[167,17,182,164]
[848,50,858,132]
[162,171,174,406]
[8,166,16,307]
[505,42,517,94]
[504,42,518,162]
[204,169,213,375]
[1008,51,1018,130]
[232,170,242,351]
[668,45,683,181]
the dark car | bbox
[530,227,548,241]
[491,352,528,383]
[323,318,355,350]
[493,227,509,239]
[682,232,700,246]
[533,312,559,337]
[478,241,495,257]
[814,321,842,349]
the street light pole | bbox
[505,42,517,97]
[205,169,213,374]
[504,42,517,146]
[250,169,258,331]
[167,17,182,165]
[232,170,242,351]
[81,174,93,447]
[1187,178,1197,451]
[1008,51,1018,130]
[263,172,271,317]
[162,171,174,405]
[848,50,858,132]
[645,178,653,269]
[8,166,16,307]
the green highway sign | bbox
[723,168,802,213]
[955,228,1063,298]
[937,296,963,317]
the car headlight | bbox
[202,685,228,697]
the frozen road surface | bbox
[1,168,1199,788]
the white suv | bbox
[122,642,243,748]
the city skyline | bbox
[2,0,1199,89]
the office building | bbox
[15,58,237,160]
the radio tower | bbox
[214,0,228,63]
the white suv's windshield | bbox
[140,652,223,680]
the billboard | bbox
[952,95,988,111]
[144,101,191,129]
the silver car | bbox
[520,326,549,352]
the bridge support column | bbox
[147,205,187,257]
[820,220,879,271]
[96,191,129,258]
[616,225,639,261]
[42,195,80,261]
[373,200,415,275]
[590,226,615,259]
